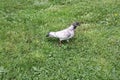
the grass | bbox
[0,0,120,80]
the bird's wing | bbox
[55,29,71,40]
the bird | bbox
[46,22,80,46]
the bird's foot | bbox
[59,41,62,47]
[67,40,69,43]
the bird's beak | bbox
[78,23,80,26]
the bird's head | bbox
[68,22,80,30]
[72,22,80,29]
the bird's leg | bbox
[59,40,62,46]
[67,40,69,43]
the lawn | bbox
[0,0,120,80]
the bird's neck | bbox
[68,25,75,30]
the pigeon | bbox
[46,22,80,46]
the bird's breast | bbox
[69,32,74,38]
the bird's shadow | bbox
[46,38,58,44]
[46,37,77,46]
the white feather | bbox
[49,25,75,41]
[47,22,80,43]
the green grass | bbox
[0,0,120,80]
